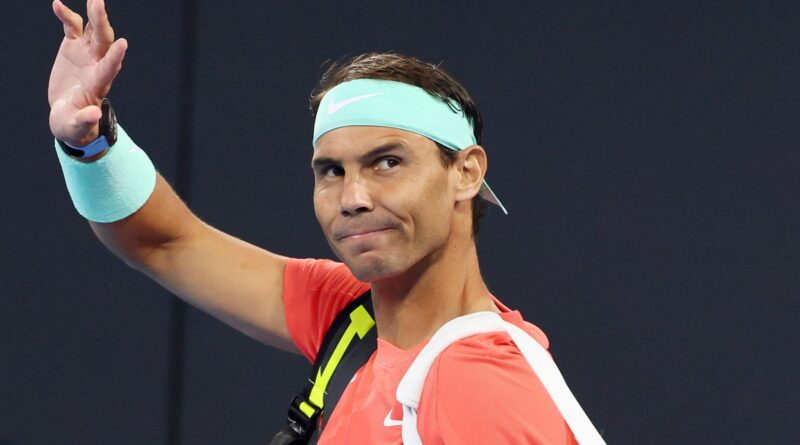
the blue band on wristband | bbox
[63,135,111,158]
[55,124,157,223]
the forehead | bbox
[312,126,437,160]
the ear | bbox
[453,145,487,204]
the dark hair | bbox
[309,52,488,236]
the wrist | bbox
[59,135,111,160]
[59,123,100,148]
[55,124,157,223]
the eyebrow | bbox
[311,142,406,170]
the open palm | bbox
[48,0,127,147]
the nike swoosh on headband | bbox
[327,93,382,115]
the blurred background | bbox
[1,1,798,444]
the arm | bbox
[48,0,296,352]
[91,174,295,351]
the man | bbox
[48,1,603,443]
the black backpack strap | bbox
[270,291,376,445]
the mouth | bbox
[336,228,392,242]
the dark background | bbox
[2,1,798,444]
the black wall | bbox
[2,1,798,444]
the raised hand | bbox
[48,0,128,147]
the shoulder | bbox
[284,258,366,294]
[284,258,370,305]
[283,258,370,362]
[417,330,576,444]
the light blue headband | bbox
[313,79,507,214]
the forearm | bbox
[89,172,199,269]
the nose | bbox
[339,174,373,216]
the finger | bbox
[74,105,103,127]
[52,0,84,39]
[83,20,94,43]
[50,102,102,145]
[62,105,102,145]
[83,0,94,43]
[88,0,114,46]
[95,38,128,92]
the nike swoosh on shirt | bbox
[327,93,382,114]
[383,408,403,427]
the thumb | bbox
[74,105,102,127]
[55,105,102,146]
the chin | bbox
[341,253,406,283]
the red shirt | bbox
[283,258,577,444]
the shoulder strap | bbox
[270,291,377,445]
[396,311,605,445]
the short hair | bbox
[309,52,488,236]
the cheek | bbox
[313,189,336,230]
[399,172,453,236]
[419,199,453,240]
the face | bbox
[312,126,459,283]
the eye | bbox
[375,157,400,170]
[321,165,344,177]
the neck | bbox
[370,236,497,350]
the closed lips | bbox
[338,228,391,240]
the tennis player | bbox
[48,1,604,443]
